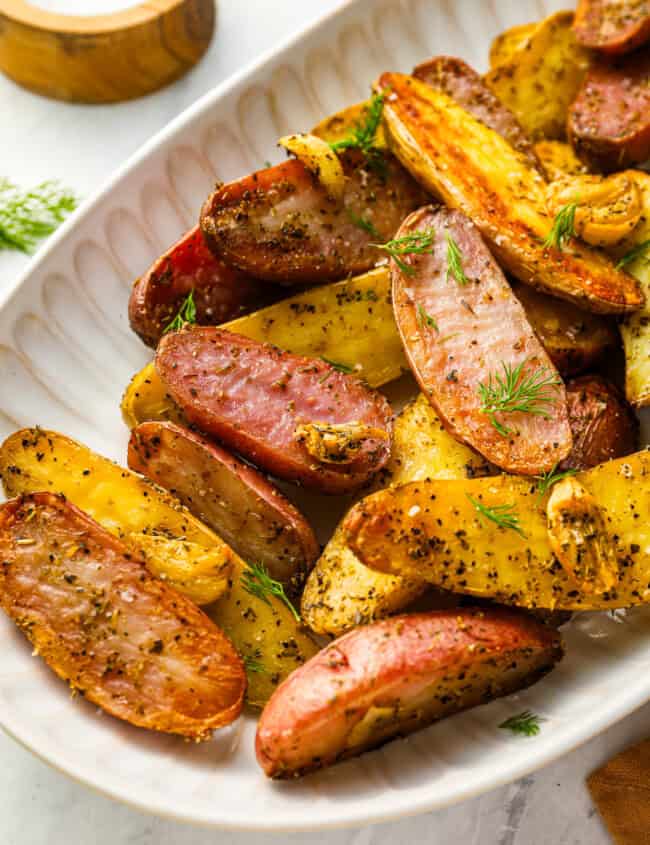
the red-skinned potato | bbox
[0,493,245,739]
[413,55,541,171]
[562,374,638,470]
[256,608,563,778]
[199,152,426,284]
[128,226,267,348]
[391,205,571,475]
[127,421,318,589]
[155,326,393,494]
[573,0,650,54]
[569,52,650,172]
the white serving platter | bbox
[1,0,650,831]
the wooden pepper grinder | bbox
[0,0,215,103]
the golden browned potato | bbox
[546,173,642,247]
[0,429,233,605]
[533,140,589,182]
[0,493,245,739]
[484,11,591,141]
[256,608,563,778]
[300,394,492,637]
[121,361,184,429]
[128,421,319,590]
[488,21,538,68]
[512,283,617,377]
[617,172,650,406]
[207,561,320,709]
[378,72,643,314]
[343,450,650,611]
[311,100,389,149]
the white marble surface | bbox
[0,0,645,841]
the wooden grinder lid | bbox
[0,0,215,103]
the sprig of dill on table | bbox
[0,179,78,254]
[535,464,577,499]
[163,290,197,334]
[499,710,543,737]
[543,200,579,252]
[445,232,470,285]
[329,90,388,175]
[466,495,526,538]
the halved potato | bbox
[207,566,320,709]
[300,394,493,637]
[256,608,563,777]
[484,11,591,141]
[278,133,345,201]
[0,492,245,739]
[128,421,319,590]
[121,361,184,429]
[488,21,538,69]
[618,172,650,406]
[0,429,233,605]
[379,71,643,314]
[344,450,650,611]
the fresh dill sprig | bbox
[241,562,300,622]
[543,200,579,251]
[320,356,355,374]
[243,655,265,674]
[446,232,470,285]
[329,91,387,175]
[535,464,577,499]
[467,494,526,537]
[0,179,78,254]
[416,303,439,332]
[347,209,381,239]
[372,227,436,276]
[499,710,543,737]
[616,238,650,270]
[163,290,197,334]
[477,358,561,437]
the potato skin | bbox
[128,421,318,589]
[562,375,638,470]
[413,55,541,171]
[569,53,650,172]
[156,327,393,494]
[200,154,426,284]
[128,226,267,348]
[574,0,650,55]
[391,205,571,475]
[256,608,563,778]
[512,283,616,377]
[0,493,245,739]
[379,72,643,314]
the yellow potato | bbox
[546,173,642,247]
[488,21,538,69]
[121,362,183,429]
[484,11,591,141]
[0,429,232,605]
[300,395,493,637]
[278,133,345,201]
[617,172,650,406]
[534,140,589,182]
[344,450,650,611]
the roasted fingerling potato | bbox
[378,72,643,314]
[344,450,650,612]
[0,429,235,605]
[256,608,563,778]
[533,140,590,182]
[488,21,538,69]
[128,421,319,590]
[0,493,245,738]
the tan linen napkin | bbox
[588,740,650,845]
